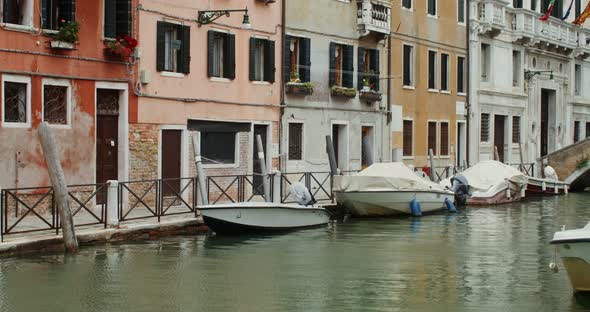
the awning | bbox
[187,119,251,133]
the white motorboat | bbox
[441,160,528,206]
[332,162,455,217]
[526,165,569,196]
[551,223,590,292]
[200,202,330,234]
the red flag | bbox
[540,0,556,21]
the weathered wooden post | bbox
[38,122,78,253]
[428,148,436,182]
[519,142,525,173]
[326,136,338,175]
[191,133,209,206]
[494,146,501,162]
[256,134,271,203]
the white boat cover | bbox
[440,160,528,197]
[333,162,449,193]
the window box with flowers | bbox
[331,86,357,98]
[359,76,382,102]
[104,35,138,61]
[285,72,313,96]
[50,20,79,50]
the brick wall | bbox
[129,124,159,181]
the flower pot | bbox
[331,86,357,98]
[50,40,74,50]
[286,82,313,96]
[359,90,382,102]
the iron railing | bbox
[206,174,273,204]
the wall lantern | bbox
[197,8,251,29]
[524,69,554,81]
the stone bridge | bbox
[541,137,590,191]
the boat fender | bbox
[542,181,546,192]
[549,262,558,273]
[506,188,511,199]
[410,199,422,217]
[445,198,457,213]
[521,186,526,198]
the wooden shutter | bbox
[370,49,380,91]
[207,30,215,77]
[512,116,520,143]
[481,113,490,142]
[403,45,411,86]
[457,57,465,93]
[428,51,436,89]
[264,40,275,83]
[224,33,236,80]
[428,122,437,156]
[115,0,131,37]
[59,0,76,23]
[575,121,581,143]
[104,0,116,38]
[441,54,448,91]
[284,35,292,83]
[156,22,166,72]
[249,37,257,81]
[329,42,336,87]
[357,47,365,90]
[342,45,354,88]
[181,25,191,74]
[440,122,449,156]
[403,120,413,156]
[288,123,303,160]
[300,38,311,83]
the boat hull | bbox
[199,203,330,234]
[334,190,454,217]
[526,177,568,196]
[551,241,590,292]
[467,182,523,206]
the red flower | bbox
[129,38,138,48]
[115,36,122,42]
[124,35,132,43]
[60,19,66,23]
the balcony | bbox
[357,0,391,39]
[575,28,590,59]
[511,8,536,42]
[478,0,506,37]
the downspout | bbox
[279,0,286,173]
[465,0,471,166]
[387,32,392,161]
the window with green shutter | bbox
[329,43,354,88]
[208,31,235,79]
[156,22,191,74]
[249,38,275,83]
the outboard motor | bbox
[290,182,317,206]
[450,173,470,206]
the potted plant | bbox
[331,85,357,98]
[50,20,79,50]
[104,35,138,61]
[286,72,314,96]
[359,74,382,102]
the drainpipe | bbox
[387,32,392,161]
[465,0,471,166]
[279,0,286,173]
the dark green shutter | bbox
[342,45,354,88]
[249,37,257,81]
[116,0,131,37]
[265,40,275,83]
[371,49,380,91]
[104,0,116,38]
[207,31,215,77]
[329,42,336,87]
[225,34,236,80]
[357,47,365,90]
[284,35,292,83]
[181,25,191,74]
[156,22,166,72]
[300,38,311,83]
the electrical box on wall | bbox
[140,69,152,84]
[133,47,142,59]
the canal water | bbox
[2,194,590,312]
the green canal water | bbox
[2,194,590,311]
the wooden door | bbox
[494,115,505,162]
[253,125,268,195]
[161,130,182,196]
[96,115,118,203]
[541,89,549,157]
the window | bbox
[513,50,521,87]
[329,43,354,88]
[586,122,590,138]
[207,31,236,79]
[481,113,490,142]
[358,48,380,91]
[361,126,374,169]
[575,121,581,143]
[512,116,520,143]
[288,123,303,160]
[575,64,582,96]
[457,56,466,94]
[403,120,413,156]
[250,38,275,83]
[440,122,449,156]
[157,22,190,74]
[513,0,523,8]
[41,0,75,30]
[402,0,412,9]
[285,36,311,83]
[2,75,31,127]
[2,0,33,26]
[403,45,414,87]
[103,0,131,38]
[576,0,582,18]
[441,53,449,92]
[481,43,490,82]
[531,0,537,11]
[428,121,438,155]
[428,50,437,90]
[43,80,70,126]
[458,0,465,23]
[428,0,437,16]
[201,132,237,165]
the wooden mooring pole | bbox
[428,148,435,182]
[38,122,78,253]
[256,135,271,203]
[494,146,500,162]
[326,136,338,176]
[191,133,209,206]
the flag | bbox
[540,0,556,21]
[573,1,590,25]
[561,0,574,21]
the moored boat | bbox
[333,162,455,217]
[550,223,590,292]
[526,176,569,195]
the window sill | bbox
[441,90,451,95]
[45,123,72,130]
[252,81,271,85]
[439,155,451,159]
[401,7,414,13]
[457,22,466,27]
[457,92,467,97]
[42,29,58,35]
[161,71,185,78]
[1,122,31,129]
[427,89,440,93]
[402,85,415,90]
[402,156,414,160]
[427,14,438,19]
[1,23,37,33]
[210,77,232,83]
[203,163,239,169]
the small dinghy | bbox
[200,183,330,234]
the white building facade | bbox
[468,0,590,171]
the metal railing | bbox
[205,174,272,204]
[280,172,333,204]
